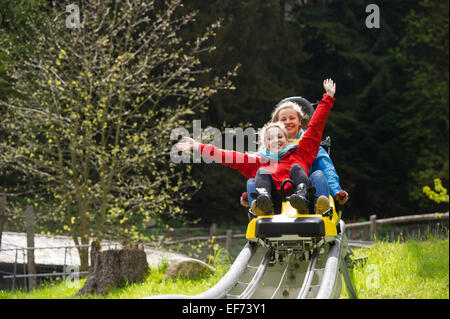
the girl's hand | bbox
[240,192,249,208]
[176,137,199,152]
[335,190,349,205]
[323,78,336,98]
[240,196,249,208]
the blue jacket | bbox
[309,146,342,197]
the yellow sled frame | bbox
[246,195,340,241]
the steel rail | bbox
[142,220,356,299]
[233,248,272,299]
[316,220,356,299]
[141,241,258,299]
[269,253,293,299]
[296,251,319,299]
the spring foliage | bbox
[0,0,236,268]
[423,178,449,204]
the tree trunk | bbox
[25,205,37,290]
[78,245,90,272]
[0,195,7,250]
[78,209,91,272]
[75,240,148,296]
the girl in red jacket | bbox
[176,79,336,215]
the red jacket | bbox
[198,94,335,192]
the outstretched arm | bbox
[176,137,261,179]
[176,136,200,152]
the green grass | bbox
[341,235,449,299]
[2,237,448,299]
[0,251,231,299]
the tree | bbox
[178,0,448,222]
[397,0,449,206]
[179,0,310,224]
[0,0,235,270]
[284,0,443,218]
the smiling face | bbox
[264,126,289,153]
[278,107,301,139]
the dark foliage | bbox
[1,0,448,227]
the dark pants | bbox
[254,164,310,214]
[247,169,329,207]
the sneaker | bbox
[254,194,273,215]
[251,200,266,216]
[316,195,331,215]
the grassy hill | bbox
[0,250,231,299]
[341,234,449,299]
[1,235,448,299]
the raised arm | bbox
[297,79,336,169]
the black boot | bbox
[254,188,273,215]
[307,186,317,214]
[289,183,310,213]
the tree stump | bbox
[75,240,149,296]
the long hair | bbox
[271,97,314,129]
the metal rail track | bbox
[142,220,356,299]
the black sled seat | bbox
[255,216,325,238]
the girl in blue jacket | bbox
[242,96,349,214]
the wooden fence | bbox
[150,223,246,252]
[156,212,449,248]
[345,212,449,241]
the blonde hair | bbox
[258,122,289,152]
[271,101,307,128]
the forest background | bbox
[0,0,448,238]
[180,0,449,225]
